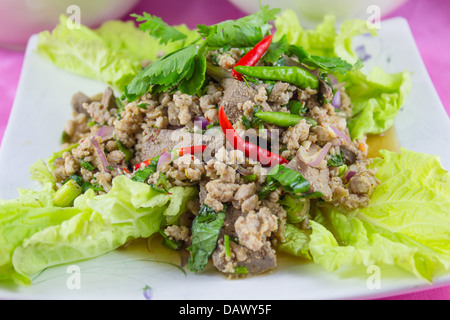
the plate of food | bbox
[0,7,449,300]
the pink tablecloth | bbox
[0,0,449,300]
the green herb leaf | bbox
[258,165,311,200]
[131,157,159,183]
[257,179,279,200]
[123,44,203,101]
[288,44,361,75]
[114,136,134,164]
[197,5,279,48]
[187,204,227,272]
[131,13,188,45]
[136,103,149,109]
[287,100,307,115]
[327,150,346,167]
[267,164,310,194]
[262,34,289,64]
[80,161,95,171]
[177,55,207,95]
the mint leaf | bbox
[131,12,188,45]
[187,204,227,272]
[197,5,280,48]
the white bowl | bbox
[0,0,140,50]
[228,0,409,28]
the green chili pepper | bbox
[255,111,317,127]
[233,66,319,90]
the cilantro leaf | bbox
[262,34,289,64]
[197,5,280,48]
[131,12,187,45]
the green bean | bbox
[255,111,317,127]
[233,66,319,90]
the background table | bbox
[0,0,449,300]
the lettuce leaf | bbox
[343,68,412,140]
[1,172,197,286]
[274,11,337,57]
[301,149,450,282]
[274,10,375,62]
[37,15,196,91]
[0,160,76,286]
[277,223,312,259]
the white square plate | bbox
[1,17,449,300]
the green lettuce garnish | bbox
[280,149,450,282]
[0,161,197,286]
[343,68,412,139]
[37,15,196,91]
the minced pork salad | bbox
[2,7,450,286]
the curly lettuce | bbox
[0,160,197,286]
[280,149,450,282]
[37,15,197,91]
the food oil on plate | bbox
[366,126,402,158]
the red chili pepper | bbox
[218,106,288,166]
[232,35,273,81]
[133,145,207,171]
[178,145,207,157]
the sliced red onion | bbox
[142,285,153,300]
[308,142,332,167]
[194,117,210,130]
[330,125,351,145]
[167,124,184,130]
[331,89,341,108]
[329,75,338,85]
[331,138,342,147]
[157,150,172,170]
[344,170,356,181]
[355,45,371,62]
[91,137,110,173]
[96,126,115,140]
